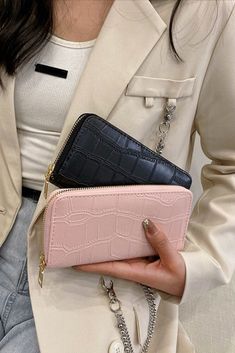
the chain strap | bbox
[155,98,176,154]
[99,99,176,351]
[101,277,160,353]
[141,285,158,353]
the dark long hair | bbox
[0,0,182,86]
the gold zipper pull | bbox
[44,163,55,199]
[38,253,46,288]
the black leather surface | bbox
[50,114,192,189]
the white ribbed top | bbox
[15,34,96,191]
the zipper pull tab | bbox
[44,163,55,199]
[38,253,46,288]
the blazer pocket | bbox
[125,76,196,107]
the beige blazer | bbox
[1,0,235,352]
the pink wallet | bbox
[42,185,192,268]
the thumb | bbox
[142,218,178,265]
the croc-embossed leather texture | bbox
[44,185,192,268]
[49,113,192,190]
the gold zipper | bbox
[43,114,87,199]
[38,253,46,288]
[39,188,61,288]
[44,163,55,199]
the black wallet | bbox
[48,113,192,189]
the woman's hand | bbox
[73,219,186,297]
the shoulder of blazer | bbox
[149,0,235,39]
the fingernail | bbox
[142,218,149,230]
[142,218,156,234]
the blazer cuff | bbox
[178,247,226,305]
[153,242,228,306]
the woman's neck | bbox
[53,0,114,42]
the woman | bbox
[0,0,235,352]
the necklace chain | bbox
[101,277,160,353]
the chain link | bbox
[155,98,176,154]
[101,277,160,353]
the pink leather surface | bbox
[43,185,192,268]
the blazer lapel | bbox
[53,0,167,157]
[0,74,22,195]
[0,0,167,224]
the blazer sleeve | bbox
[178,4,235,304]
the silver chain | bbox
[101,277,160,353]
[99,99,176,351]
[155,98,176,154]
